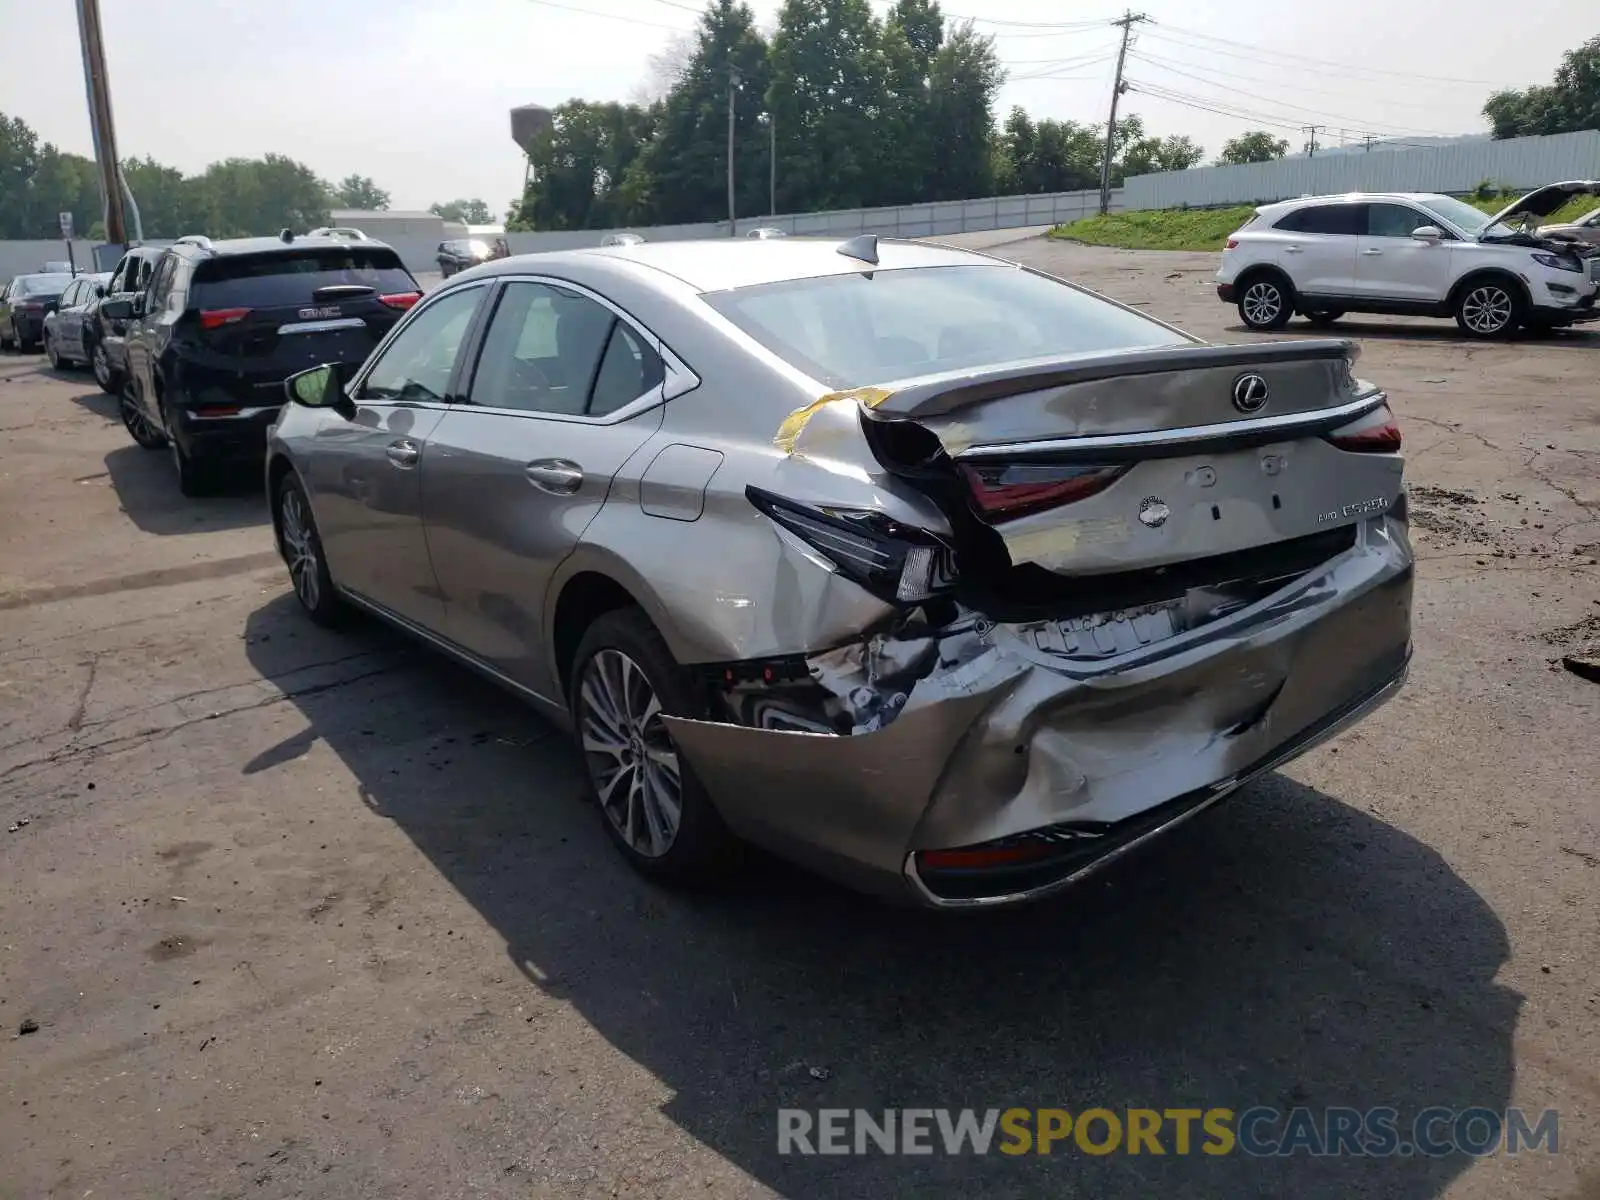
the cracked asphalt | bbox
[2,238,1597,1199]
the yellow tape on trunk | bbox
[772,386,895,455]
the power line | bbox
[1127,47,1468,113]
[1147,24,1518,87]
[1125,51,1459,136]
[1124,81,1334,133]
[516,0,689,33]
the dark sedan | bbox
[0,272,75,353]
[42,272,112,370]
[436,238,491,278]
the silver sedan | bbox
[266,235,1414,908]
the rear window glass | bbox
[15,274,74,296]
[190,248,415,308]
[701,264,1189,388]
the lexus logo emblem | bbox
[1232,373,1270,413]
[1138,496,1171,528]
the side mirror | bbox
[95,284,106,298]
[131,295,148,316]
[285,363,356,418]
[100,298,133,321]
[1411,225,1443,243]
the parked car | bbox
[99,232,422,496]
[90,244,167,392]
[306,226,370,242]
[1216,181,1600,338]
[599,233,644,247]
[0,272,75,352]
[436,239,491,277]
[41,271,112,370]
[1539,205,1600,248]
[746,226,787,239]
[264,235,1414,908]
[41,260,76,274]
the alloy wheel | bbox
[578,648,683,859]
[1461,286,1513,335]
[92,343,112,388]
[1242,281,1282,326]
[279,487,322,611]
[120,384,161,446]
[45,335,60,370]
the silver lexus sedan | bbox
[266,235,1414,908]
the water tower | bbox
[510,104,555,198]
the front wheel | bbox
[120,381,166,449]
[275,474,345,626]
[1237,276,1293,330]
[44,333,62,370]
[92,341,119,392]
[1454,280,1523,339]
[570,608,741,884]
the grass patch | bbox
[1051,206,1256,251]
[1052,192,1600,252]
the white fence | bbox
[1,187,1120,282]
[1122,129,1600,211]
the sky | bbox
[0,0,1591,214]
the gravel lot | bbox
[2,234,1597,1200]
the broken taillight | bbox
[1326,402,1403,453]
[1225,237,1239,249]
[958,461,1128,522]
[745,485,956,605]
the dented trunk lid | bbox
[858,338,1401,582]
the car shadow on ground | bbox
[68,387,120,422]
[1231,320,1600,349]
[103,442,269,535]
[244,593,1520,1199]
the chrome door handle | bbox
[1362,248,1384,255]
[1283,246,1302,254]
[525,459,583,495]
[385,438,421,468]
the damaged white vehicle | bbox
[267,234,1414,908]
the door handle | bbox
[385,438,421,468]
[1283,245,1302,254]
[1362,248,1384,256]
[525,459,583,495]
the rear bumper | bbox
[664,515,1414,907]
[1216,283,1237,303]
[171,404,282,461]
[10,313,45,343]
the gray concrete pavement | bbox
[2,238,1598,1200]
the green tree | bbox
[188,154,331,236]
[431,198,495,223]
[121,155,205,238]
[1218,130,1289,165]
[999,107,1103,194]
[1485,35,1600,137]
[513,101,659,230]
[332,174,390,210]
[922,20,1005,200]
[1118,132,1205,179]
[0,111,42,237]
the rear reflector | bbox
[1328,420,1402,453]
[917,844,1059,870]
[194,405,241,418]
[199,307,250,330]
[379,291,422,310]
[959,462,1128,522]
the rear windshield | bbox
[190,247,415,308]
[15,274,74,297]
[701,264,1190,388]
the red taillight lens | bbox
[959,462,1128,522]
[194,405,241,418]
[1225,237,1239,249]
[199,307,250,330]
[379,291,422,310]
[917,844,1059,870]
[1329,421,1403,453]
[14,301,43,312]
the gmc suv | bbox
[1216,182,1600,338]
[100,231,422,496]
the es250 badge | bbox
[1317,496,1388,524]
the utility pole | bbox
[74,0,127,247]
[727,67,741,237]
[767,113,776,217]
[1361,133,1379,153]
[1099,10,1149,216]
[1302,124,1325,158]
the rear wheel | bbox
[163,400,215,496]
[120,380,166,448]
[275,474,344,626]
[1454,278,1523,339]
[1237,274,1293,330]
[44,333,62,370]
[570,607,741,884]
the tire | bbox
[164,402,216,497]
[1306,309,1345,327]
[44,333,62,370]
[0,327,12,352]
[119,379,166,449]
[569,607,742,885]
[1237,273,1294,331]
[1454,277,1524,339]
[19,334,40,354]
[274,473,345,627]
[92,340,119,393]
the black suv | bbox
[101,232,422,496]
[90,244,167,392]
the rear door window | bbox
[1275,205,1364,235]
[190,247,416,309]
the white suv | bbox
[1216,182,1600,338]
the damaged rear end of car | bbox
[662,265,1413,908]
